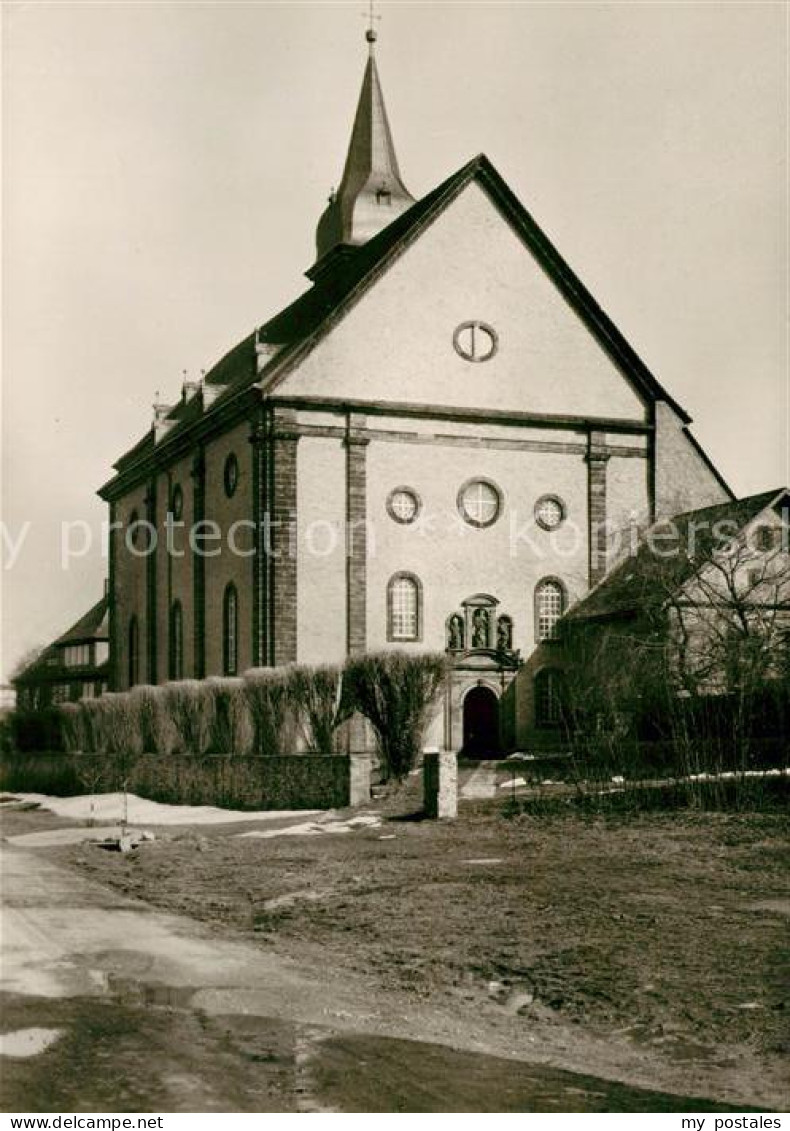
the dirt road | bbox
[0,839,761,1113]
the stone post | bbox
[349,753,371,807]
[423,749,458,820]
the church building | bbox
[99,29,733,753]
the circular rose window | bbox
[387,487,420,525]
[453,321,498,363]
[457,478,502,528]
[535,495,566,531]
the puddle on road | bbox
[105,975,197,1011]
[93,972,752,1113]
[16,944,750,1114]
[0,1028,62,1058]
[305,1033,753,1113]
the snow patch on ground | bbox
[0,1028,62,1058]
[7,825,134,848]
[237,814,381,840]
[13,793,322,827]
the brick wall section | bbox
[191,448,206,678]
[145,478,158,683]
[249,415,267,667]
[113,487,149,690]
[345,414,369,655]
[270,410,299,666]
[108,501,118,690]
[587,430,610,588]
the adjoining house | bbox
[95,29,738,757]
[514,489,790,748]
[13,590,110,711]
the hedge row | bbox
[58,667,338,758]
[52,652,447,780]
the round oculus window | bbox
[387,488,421,525]
[224,452,239,498]
[458,479,502,528]
[535,495,566,531]
[453,321,498,363]
[170,484,184,520]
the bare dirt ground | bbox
[2,790,788,1111]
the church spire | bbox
[312,20,415,270]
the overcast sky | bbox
[2,0,787,680]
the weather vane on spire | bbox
[362,0,381,44]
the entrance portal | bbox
[462,685,500,757]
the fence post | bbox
[349,753,371,807]
[423,748,458,819]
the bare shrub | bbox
[129,684,176,754]
[243,668,300,756]
[286,665,344,754]
[207,677,254,755]
[60,704,86,754]
[77,700,104,753]
[97,693,144,756]
[343,651,447,781]
[162,680,214,755]
[560,509,790,807]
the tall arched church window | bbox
[223,583,239,676]
[387,573,421,642]
[535,579,566,642]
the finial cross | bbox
[362,0,381,39]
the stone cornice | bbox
[270,394,651,436]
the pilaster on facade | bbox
[108,501,118,691]
[249,413,268,668]
[191,447,206,679]
[345,412,369,657]
[145,479,158,684]
[586,429,610,588]
[269,406,299,667]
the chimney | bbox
[153,399,174,443]
[181,369,202,402]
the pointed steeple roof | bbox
[312,30,415,274]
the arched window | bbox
[535,578,566,641]
[223,583,238,675]
[169,600,184,681]
[387,573,421,642]
[128,616,139,688]
[535,669,564,728]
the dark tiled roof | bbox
[567,489,787,623]
[54,594,109,645]
[113,428,155,473]
[14,645,59,683]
